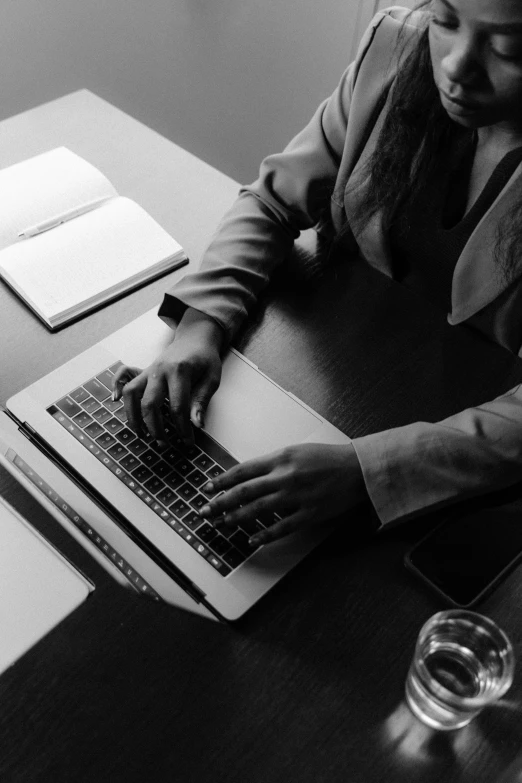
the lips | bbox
[441,90,481,111]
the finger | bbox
[249,509,309,546]
[199,477,279,521]
[140,373,169,442]
[189,374,220,428]
[111,365,143,401]
[201,454,274,497]
[166,367,194,445]
[121,373,148,435]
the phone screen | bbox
[405,505,522,606]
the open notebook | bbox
[0,147,187,329]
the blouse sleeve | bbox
[351,384,522,526]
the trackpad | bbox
[205,351,322,461]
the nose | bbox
[441,33,482,87]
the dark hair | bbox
[345,2,521,284]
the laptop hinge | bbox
[13,418,214,611]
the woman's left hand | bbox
[198,442,367,546]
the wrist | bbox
[176,307,226,352]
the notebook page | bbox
[0,495,93,674]
[0,147,117,252]
[0,197,184,323]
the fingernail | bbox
[202,481,214,494]
[249,535,262,546]
[157,439,167,448]
[199,505,211,517]
[112,391,117,401]
[196,408,204,428]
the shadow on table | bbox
[381,698,522,782]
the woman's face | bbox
[429,0,522,134]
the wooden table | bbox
[1,93,522,783]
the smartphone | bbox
[404,504,522,607]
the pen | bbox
[18,198,103,238]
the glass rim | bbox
[413,610,515,708]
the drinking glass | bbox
[405,610,515,730]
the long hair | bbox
[346,3,522,283]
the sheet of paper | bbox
[0,147,117,251]
[0,495,93,674]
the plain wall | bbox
[0,0,368,184]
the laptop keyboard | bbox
[47,361,277,578]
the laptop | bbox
[4,307,351,621]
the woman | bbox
[114,0,522,547]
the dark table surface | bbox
[2,248,522,783]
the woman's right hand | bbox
[111,308,226,444]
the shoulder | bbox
[369,5,428,35]
[350,5,427,87]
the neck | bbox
[476,125,522,155]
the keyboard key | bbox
[84,378,111,402]
[186,469,207,488]
[132,465,153,483]
[174,458,193,476]
[140,449,160,468]
[151,440,169,454]
[109,361,123,374]
[183,511,204,530]
[189,494,207,512]
[206,465,225,480]
[193,454,215,471]
[162,447,181,465]
[104,398,123,413]
[56,396,82,417]
[69,387,90,404]
[92,407,112,424]
[205,553,231,576]
[72,411,94,428]
[105,417,124,435]
[182,444,201,460]
[169,498,191,519]
[222,547,245,570]
[229,530,253,556]
[81,397,101,414]
[152,460,172,479]
[209,534,231,557]
[143,477,165,495]
[120,454,140,472]
[197,523,218,545]
[157,487,177,506]
[84,422,106,440]
[96,432,117,449]
[108,443,129,461]
[127,438,148,456]
[164,471,184,490]
[115,408,128,423]
[115,428,136,445]
[178,482,197,501]
[96,369,115,390]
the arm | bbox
[352,384,522,526]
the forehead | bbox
[437,0,522,25]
